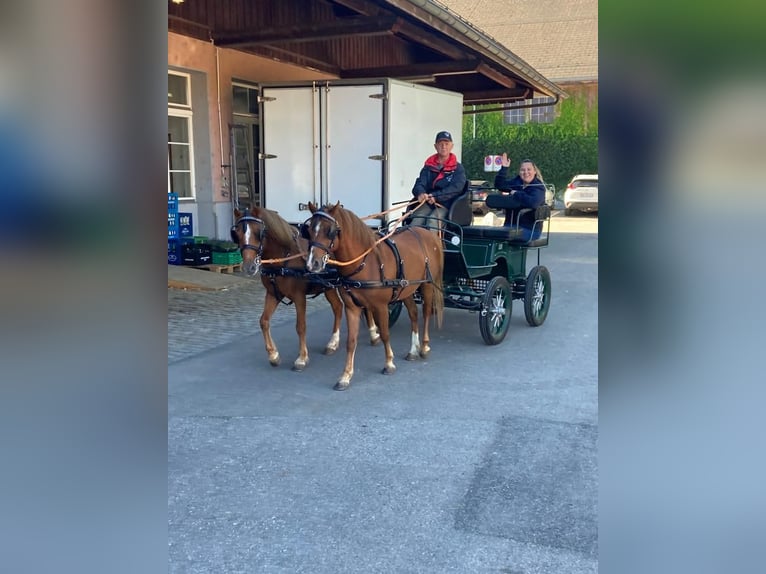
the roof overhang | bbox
[168,0,567,105]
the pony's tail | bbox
[433,245,444,329]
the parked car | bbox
[564,174,598,215]
[468,180,494,215]
[544,183,556,209]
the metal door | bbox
[324,84,385,222]
[260,86,320,223]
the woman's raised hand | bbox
[501,152,511,168]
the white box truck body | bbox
[259,79,464,226]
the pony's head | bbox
[231,208,266,276]
[304,202,342,273]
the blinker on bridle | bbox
[231,215,266,255]
[305,211,340,264]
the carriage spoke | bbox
[490,289,508,331]
[532,276,545,316]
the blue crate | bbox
[168,239,182,264]
[168,193,179,213]
[168,238,192,265]
[178,212,193,238]
[168,211,179,239]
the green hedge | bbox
[461,96,598,193]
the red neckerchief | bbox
[424,153,458,186]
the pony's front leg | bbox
[292,293,309,371]
[419,286,433,358]
[336,304,361,391]
[402,297,422,361]
[370,304,396,375]
[365,308,381,346]
[260,290,282,366]
[322,288,343,355]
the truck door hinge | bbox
[369,93,387,100]
[259,153,277,160]
[258,95,276,103]
[368,155,387,161]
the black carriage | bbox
[391,191,552,345]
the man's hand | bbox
[417,193,436,205]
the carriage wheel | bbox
[524,266,551,326]
[479,277,512,345]
[388,300,403,327]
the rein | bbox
[307,206,436,302]
[233,214,308,265]
[324,198,433,267]
[360,198,419,221]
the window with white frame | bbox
[168,71,194,198]
[529,97,556,124]
[503,97,557,125]
[504,106,526,125]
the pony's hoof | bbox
[292,363,306,372]
[333,381,350,391]
[370,335,382,346]
[419,350,430,359]
[404,353,418,361]
[381,366,396,375]
[269,357,281,367]
[323,347,337,356]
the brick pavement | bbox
[167,274,331,364]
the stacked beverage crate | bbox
[167,193,183,264]
[209,240,243,265]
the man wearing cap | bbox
[407,130,467,230]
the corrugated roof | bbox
[436,0,597,83]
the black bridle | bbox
[231,215,266,270]
[301,211,340,267]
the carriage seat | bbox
[447,182,472,226]
[403,181,471,227]
[462,203,551,247]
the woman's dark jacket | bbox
[493,168,546,230]
[411,153,467,210]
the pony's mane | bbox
[324,204,375,249]
[253,207,299,250]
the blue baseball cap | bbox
[435,131,452,143]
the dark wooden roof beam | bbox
[476,63,517,89]
[215,16,400,47]
[249,46,341,76]
[328,0,380,16]
[391,19,467,60]
[341,59,481,79]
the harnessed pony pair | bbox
[230,207,380,371]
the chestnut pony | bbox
[230,207,380,371]
[303,202,444,390]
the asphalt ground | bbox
[168,211,598,573]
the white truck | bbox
[258,78,464,226]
